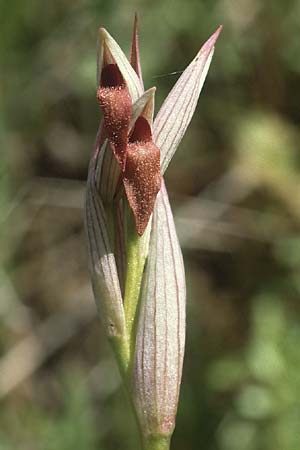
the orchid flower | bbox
[85,16,221,450]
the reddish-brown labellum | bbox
[97,64,132,171]
[123,117,161,235]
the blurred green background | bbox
[1,0,300,449]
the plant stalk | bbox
[124,207,147,359]
[142,435,171,450]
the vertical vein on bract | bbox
[142,214,157,430]
[153,205,159,427]
[154,61,197,142]
[139,225,155,434]
[158,201,168,424]
[161,201,169,420]
[155,184,185,431]
[160,68,204,169]
[114,199,127,296]
[155,50,213,175]
[85,179,125,337]
[85,186,101,270]
[160,183,186,411]
[153,27,222,175]
[89,183,118,293]
[133,181,186,436]
[95,140,121,204]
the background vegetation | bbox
[1,0,300,449]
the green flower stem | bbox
[124,208,148,361]
[142,435,171,450]
[124,229,143,341]
[110,334,143,448]
[122,208,154,450]
[109,334,130,378]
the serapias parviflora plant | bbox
[85,16,221,450]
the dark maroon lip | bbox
[129,116,152,144]
[100,64,125,88]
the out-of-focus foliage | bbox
[1,0,300,449]
[208,294,300,450]
[0,373,98,450]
